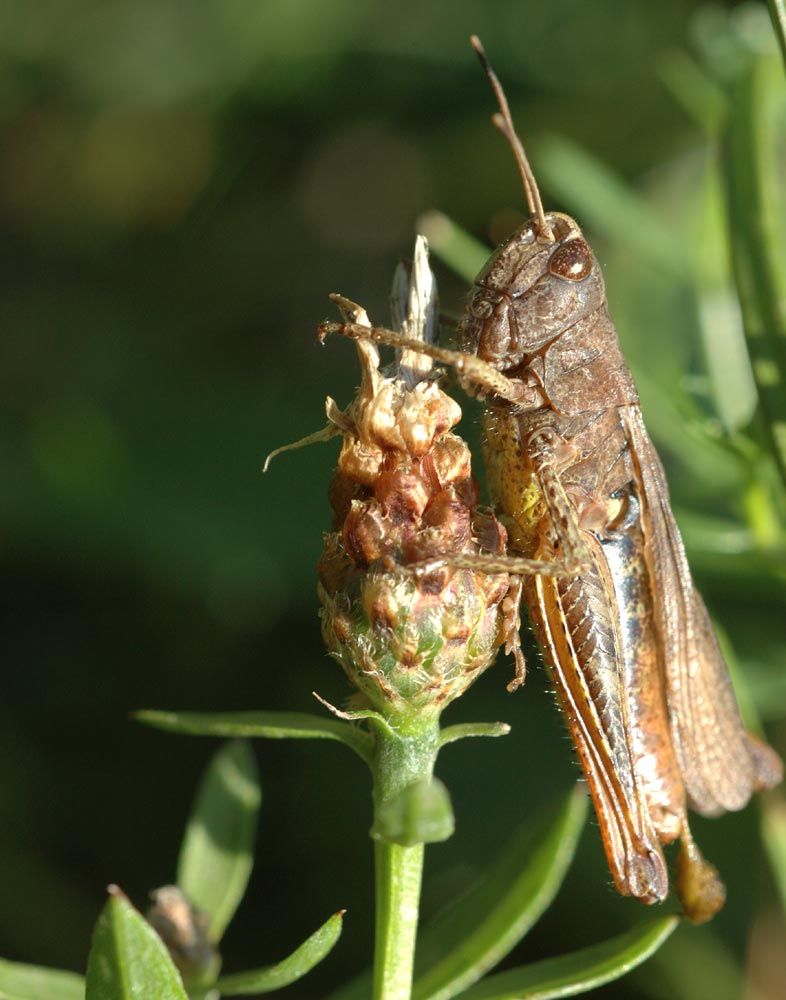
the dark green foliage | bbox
[2,3,785,999]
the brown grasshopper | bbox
[319,37,782,922]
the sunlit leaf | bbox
[439,722,511,747]
[135,710,373,763]
[694,160,758,434]
[535,135,687,277]
[451,916,678,1000]
[85,886,188,1000]
[657,49,727,134]
[724,52,786,493]
[177,741,260,942]
[767,0,786,68]
[0,959,84,1000]
[216,911,344,996]
[643,925,747,1000]
[760,793,786,918]
[418,211,489,284]
[412,788,587,1000]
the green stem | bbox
[373,840,425,1000]
[371,717,441,1000]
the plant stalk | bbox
[371,717,441,1000]
[373,840,425,1000]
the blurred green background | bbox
[2,1,785,998]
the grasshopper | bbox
[319,37,782,922]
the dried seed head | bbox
[317,238,512,720]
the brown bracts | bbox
[275,238,514,723]
[320,37,783,922]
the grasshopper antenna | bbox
[470,35,554,241]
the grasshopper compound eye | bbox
[548,238,593,281]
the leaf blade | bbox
[85,886,189,1000]
[177,741,261,943]
[0,959,84,1000]
[453,915,678,1000]
[135,710,373,762]
[216,910,344,996]
[536,135,688,277]
[439,723,511,747]
[413,787,588,1000]
[760,792,786,918]
[724,53,786,493]
[418,211,490,284]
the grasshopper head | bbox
[457,211,606,372]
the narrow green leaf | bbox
[418,210,489,284]
[712,625,786,920]
[439,723,511,748]
[657,49,727,134]
[724,53,786,492]
[0,959,84,1000]
[135,710,373,763]
[695,159,758,434]
[177,741,260,943]
[216,911,344,996]
[412,787,588,1000]
[535,135,688,277]
[85,886,188,1000]
[767,0,786,69]
[645,925,749,1000]
[452,915,678,1000]
[760,793,786,918]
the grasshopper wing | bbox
[622,407,782,816]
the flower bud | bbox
[146,885,220,989]
[317,239,512,722]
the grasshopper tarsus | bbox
[505,658,526,693]
[676,830,726,924]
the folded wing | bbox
[622,407,782,816]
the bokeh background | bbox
[2,1,785,998]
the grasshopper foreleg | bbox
[319,318,531,405]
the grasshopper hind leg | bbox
[676,825,726,924]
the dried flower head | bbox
[316,238,512,722]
